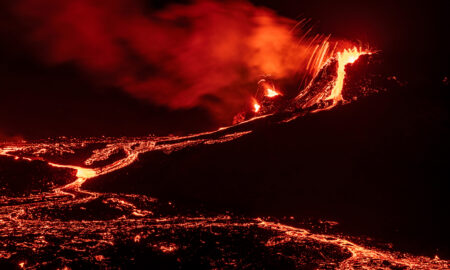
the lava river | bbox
[0,49,448,269]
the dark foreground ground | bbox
[0,54,449,269]
[84,80,450,259]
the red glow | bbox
[248,46,371,117]
[12,0,340,124]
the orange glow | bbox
[75,168,97,179]
[253,101,261,113]
[48,163,97,182]
[326,47,370,105]
[265,88,280,97]
[134,235,141,242]
[158,243,178,253]
[94,255,104,262]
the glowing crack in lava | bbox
[0,45,447,268]
[0,137,448,269]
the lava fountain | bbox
[325,47,371,107]
[0,0,446,267]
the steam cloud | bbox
[13,0,330,123]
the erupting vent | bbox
[325,47,370,105]
[0,0,446,267]
[238,46,372,119]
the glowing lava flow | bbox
[250,46,372,118]
[48,163,97,190]
[1,44,447,269]
[326,47,370,106]
[253,101,261,113]
[257,220,449,270]
[265,88,280,97]
[1,135,450,268]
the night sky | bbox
[0,0,448,139]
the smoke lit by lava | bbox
[9,0,368,125]
[0,0,448,269]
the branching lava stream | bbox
[0,49,448,269]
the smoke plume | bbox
[12,0,332,124]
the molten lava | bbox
[265,88,281,97]
[253,101,261,113]
[247,46,371,117]
[0,128,449,269]
[326,47,370,105]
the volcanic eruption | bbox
[0,0,449,269]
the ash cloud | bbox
[12,0,323,124]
